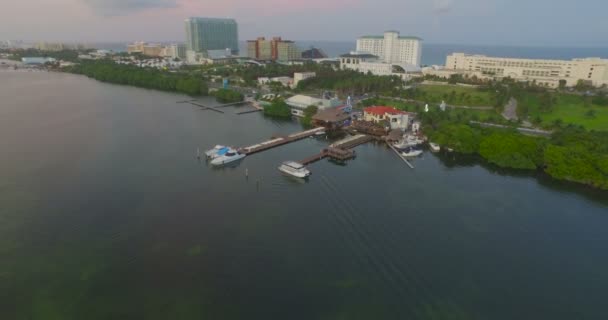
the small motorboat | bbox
[429,142,441,152]
[205,145,229,158]
[314,130,326,136]
[401,147,423,158]
[278,161,311,178]
[210,150,246,166]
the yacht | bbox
[429,142,441,152]
[401,147,423,158]
[205,145,229,159]
[278,161,311,178]
[210,150,246,166]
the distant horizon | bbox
[10,39,608,50]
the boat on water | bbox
[210,150,246,166]
[393,135,424,149]
[205,145,230,158]
[278,161,311,178]
[314,130,326,136]
[401,147,423,158]
[429,142,441,152]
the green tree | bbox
[301,105,319,128]
[263,100,292,118]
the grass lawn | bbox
[365,98,500,122]
[522,93,608,131]
[417,84,496,107]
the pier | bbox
[241,127,326,155]
[298,147,357,165]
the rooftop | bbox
[313,107,351,123]
[359,34,423,41]
[364,106,407,116]
[340,53,379,59]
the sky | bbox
[1,0,607,46]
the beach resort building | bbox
[339,52,418,80]
[184,17,239,60]
[356,31,422,67]
[445,53,608,88]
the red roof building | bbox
[363,106,410,130]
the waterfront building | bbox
[445,53,608,88]
[356,31,422,67]
[339,52,418,79]
[363,106,410,130]
[247,37,301,61]
[184,17,238,56]
[285,95,343,117]
[293,72,316,87]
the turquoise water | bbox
[1,71,607,319]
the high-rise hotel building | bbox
[356,31,422,67]
[184,17,238,56]
[247,37,300,61]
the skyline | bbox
[1,0,608,47]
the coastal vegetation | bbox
[3,48,83,62]
[212,88,243,103]
[67,61,208,96]
[421,109,608,189]
[301,105,319,128]
[263,100,292,118]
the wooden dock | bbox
[330,134,373,149]
[189,102,225,114]
[241,127,325,155]
[298,147,356,165]
[236,109,262,115]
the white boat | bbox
[278,161,311,178]
[429,142,441,152]
[205,145,229,158]
[314,130,326,136]
[401,147,423,158]
[394,136,424,149]
[210,150,246,166]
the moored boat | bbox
[205,145,229,159]
[401,147,423,158]
[278,161,311,178]
[429,142,441,152]
[210,150,246,166]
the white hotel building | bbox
[356,31,422,67]
[445,53,608,88]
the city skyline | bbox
[1,0,608,47]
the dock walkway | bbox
[242,127,325,155]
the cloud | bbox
[81,0,179,16]
[433,0,454,14]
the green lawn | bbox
[522,93,608,131]
[365,98,500,122]
[416,84,496,107]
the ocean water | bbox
[1,71,607,319]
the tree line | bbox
[421,110,608,190]
[67,61,208,96]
